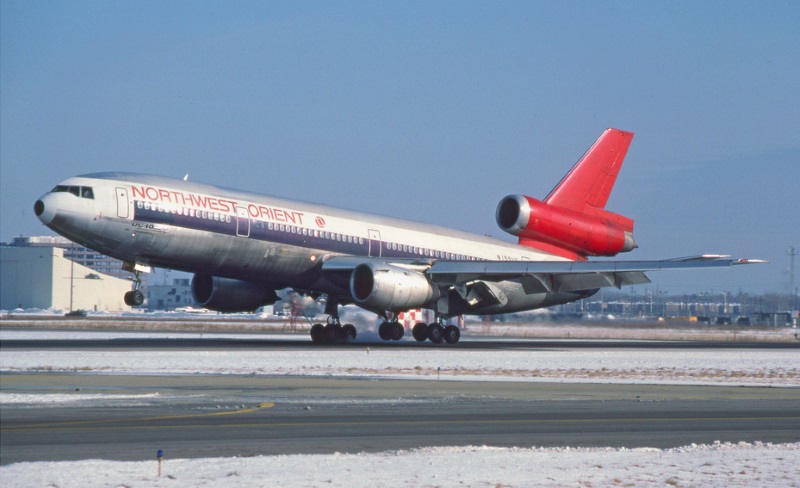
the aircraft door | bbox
[236,206,250,237]
[368,229,381,257]
[115,188,129,218]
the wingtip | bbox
[733,258,769,265]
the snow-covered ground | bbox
[1,328,798,487]
[1,443,798,488]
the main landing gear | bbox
[310,317,357,345]
[310,297,356,344]
[378,320,405,341]
[377,316,461,345]
[123,270,145,307]
[410,318,460,345]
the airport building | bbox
[147,278,194,311]
[5,236,128,279]
[0,241,132,312]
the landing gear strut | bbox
[123,270,145,307]
[310,297,356,344]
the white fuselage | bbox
[36,172,585,316]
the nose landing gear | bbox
[123,269,145,307]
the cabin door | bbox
[115,188,129,218]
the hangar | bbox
[0,244,131,312]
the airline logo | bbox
[130,184,305,225]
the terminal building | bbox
[1,236,132,312]
[147,278,194,311]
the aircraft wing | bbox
[425,255,765,293]
[321,254,764,295]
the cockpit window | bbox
[51,185,94,199]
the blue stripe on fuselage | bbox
[133,201,369,256]
[132,200,480,262]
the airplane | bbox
[33,128,762,344]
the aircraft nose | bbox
[34,196,56,225]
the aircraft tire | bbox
[123,291,133,306]
[324,324,340,344]
[342,324,357,342]
[310,323,325,343]
[378,322,392,341]
[412,322,428,342]
[444,325,460,344]
[129,290,145,307]
[390,322,404,341]
[428,324,444,344]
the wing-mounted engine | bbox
[191,274,279,312]
[350,263,439,312]
[496,195,636,258]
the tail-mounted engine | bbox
[191,274,279,313]
[350,263,439,312]
[496,195,636,258]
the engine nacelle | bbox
[496,195,636,257]
[350,263,439,312]
[191,274,279,313]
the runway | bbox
[2,373,799,465]
[2,330,799,465]
[3,334,799,351]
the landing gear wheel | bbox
[310,323,325,344]
[124,290,144,307]
[428,323,444,344]
[342,324,357,342]
[378,321,392,341]
[443,325,461,344]
[324,324,341,343]
[412,322,429,342]
[390,322,404,341]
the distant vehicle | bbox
[736,316,751,326]
[34,129,762,344]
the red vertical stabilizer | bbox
[544,128,634,232]
[495,129,637,259]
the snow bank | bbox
[1,442,797,487]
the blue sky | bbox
[2,1,798,295]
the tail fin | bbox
[545,128,633,219]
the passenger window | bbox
[81,187,94,199]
